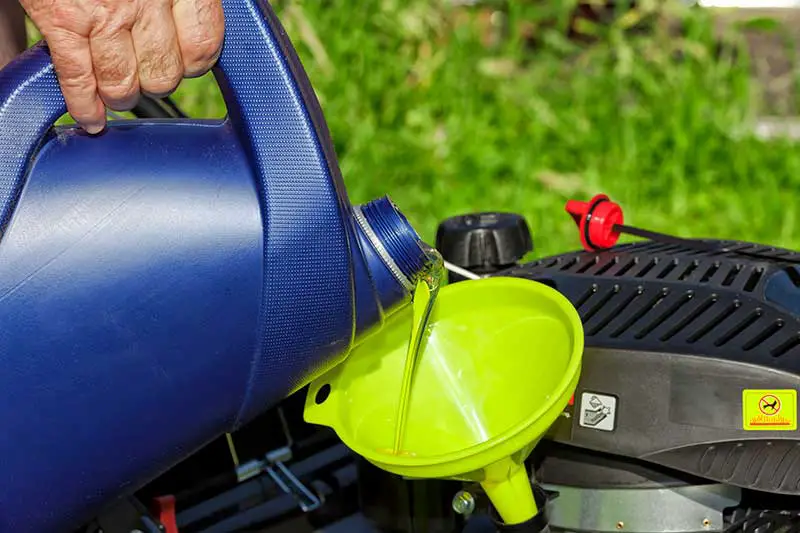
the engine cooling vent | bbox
[537,242,776,293]
[725,509,800,533]
[573,283,800,354]
[505,240,800,368]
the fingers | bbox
[90,22,140,113]
[46,29,106,134]
[24,0,224,133]
[131,0,183,97]
[172,0,224,78]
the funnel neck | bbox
[353,196,428,292]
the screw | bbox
[616,522,624,530]
[452,490,475,515]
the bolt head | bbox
[451,490,476,515]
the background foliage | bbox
[29,0,800,256]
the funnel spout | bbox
[482,460,539,526]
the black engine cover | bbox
[500,239,800,494]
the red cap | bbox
[565,194,623,252]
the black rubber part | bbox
[435,212,533,271]
[489,484,550,533]
[495,510,549,533]
[131,95,188,119]
[582,196,607,251]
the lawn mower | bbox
[3,0,800,532]
[98,196,800,533]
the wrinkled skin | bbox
[7,0,224,133]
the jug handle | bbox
[0,0,348,239]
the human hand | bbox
[21,0,224,133]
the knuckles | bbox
[180,31,223,77]
[139,54,184,96]
[179,0,224,76]
[97,81,139,110]
[92,57,139,108]
[88,0,138,34]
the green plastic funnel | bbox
[303,276,584,525]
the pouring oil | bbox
[392,245,445,455]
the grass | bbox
[27,1,800,257]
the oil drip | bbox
[392,244,445,455]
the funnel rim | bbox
[351,276,585,469]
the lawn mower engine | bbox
[438,205,800,533]
[118,201,800,533]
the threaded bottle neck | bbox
[354,196,427,291]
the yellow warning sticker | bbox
[743,389,797,431]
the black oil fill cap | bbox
[435,212,533,273]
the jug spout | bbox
[350,196,431,337]
[356,196,429,294]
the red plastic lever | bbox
[152,495,179,533]
[565,194,624,252]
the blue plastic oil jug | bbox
[0,0,431,531]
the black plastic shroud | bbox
[505,239,800,367]
[499,239,800,494]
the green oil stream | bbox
[392,246,445,455]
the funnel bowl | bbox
[304,276,583,479]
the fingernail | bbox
[84,123,105,135]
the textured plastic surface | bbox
[304,277,584,525]
[435,212,533,270]
[0,0,426,531]
[504,240,800,366]
[0,44,61,234]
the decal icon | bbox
[579,392,617,432]
[743,389,796,431]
